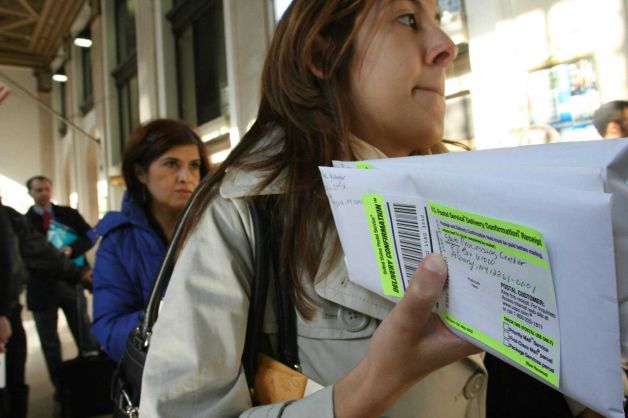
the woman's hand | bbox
[334,253,480,418]
[0,315,12,353]
[80,268,94,292]
[61,246,73,257]
[577,409,605,418]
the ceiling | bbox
[0,0,85,69]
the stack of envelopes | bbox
[320,138,628,417]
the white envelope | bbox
[0,352,4,389]
[321,141,627,417]
[338,138,628,361]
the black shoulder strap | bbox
[243,197,300,386]
[139,186,201,342]
[242,199,270,383]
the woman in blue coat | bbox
[92,119,210,361]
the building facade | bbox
[0,0,626,221]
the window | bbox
[112,0,139,147]
[444,44,474,143]
[56,67,68,137]
[115,0,136,65]
[439,0,474,144]
[527,56,600,136]
[438,0,467,44]
[272,0,292,22]
[168,0,228,126]
[77,27,93,114]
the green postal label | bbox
[428,200,559,387]
[443,314,558,386]
[359,193,560,387]
[362,194,403,297]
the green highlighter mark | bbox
[362,194,402,297]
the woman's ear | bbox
[135,165,147,185]
[307,35,331,80]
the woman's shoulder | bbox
[197,188,251,233]
[95,217,164,272]
[95,210,132,238]
[219,126,287,200]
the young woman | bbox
[91,119,210,361]
[141,1,484,417]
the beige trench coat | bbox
[140,138,488,418]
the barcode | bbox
[391,203,424,282]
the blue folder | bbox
[47,220,86,267]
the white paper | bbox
[320,141,626,418]
[338,138,628,361]
[0,352,5,389]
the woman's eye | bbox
[164,160,177,168]
[190,161,201,171]
[397,14,418,29]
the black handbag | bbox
[58,285,116,418]
[484,353,572,418]
[111,193,299,417]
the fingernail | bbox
[424,254,447,275]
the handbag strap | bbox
[243,197,301,385]
[138,185,203,343]
[242,199,270,383]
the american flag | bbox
[0,83,11,105]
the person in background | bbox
[141,1,484,417]
[24,176,99,400]
[0,201,13,417]
[592,100,628,139]
[91,119,210,361]
[517,124,561,146]
[0,199,91,418]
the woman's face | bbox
[347,0,457,156]
[138,144,202,214]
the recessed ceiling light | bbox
[73,37,92,48]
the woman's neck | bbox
[149,202,180,243]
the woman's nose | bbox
[177,167,192,182]
[426,29,458,68]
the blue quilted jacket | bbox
[92,192,166,361]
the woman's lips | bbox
[413,86,444,96]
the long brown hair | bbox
[180,0,447,318]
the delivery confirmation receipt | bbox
[362,194,560,387]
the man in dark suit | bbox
[0,198,92,418]
[24,175,99,397]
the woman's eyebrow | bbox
[392,0,440,21]
[391,0,421,7]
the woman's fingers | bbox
[0,316,12,353]
[372,253,481,380]
[386,253,448,333]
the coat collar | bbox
[220,132,387,199]
[220,128,286,199]
[29,203,55,217]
